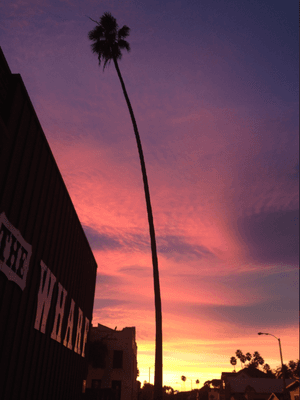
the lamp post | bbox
[257,332,288,399]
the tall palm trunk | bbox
[113,57,163,400]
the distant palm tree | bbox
[88,12,163,400]
[275,363,295,379]
[230,356,237,371]
[263,364,276,378]
[235,349,246,368]
[252,351,264,367]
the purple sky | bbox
[1,0,298,389]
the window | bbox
[113,350,123,369]
[112,380,122,400]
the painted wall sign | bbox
[0,212,90,358]
[0,212,32,290]
[34,260,90,357]
[0,48,97,399]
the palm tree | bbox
[88,12,163,400]
[230,356,237,372]
[235,349,246,368]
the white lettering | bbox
[74,307,83,354]
[51,282,68,343]
[0,212,31,290]
[63,299,75,350]
[34,261,56,333]
[81,317,90,358]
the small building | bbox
[220,369,295,400]
[286,380,299,400]
[267,379,299,400]
[86,323,138,400]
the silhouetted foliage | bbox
[88,12,163,400]
[230,357,237,366]
[163,386,175,396]
[203,379,221,389]
[263,363,276,378]
[288,359,300,378]
[211,379,221,388]
[140,383,154,400]
[275,360,300,379]
[140,383,175,400]
[231,350,265,370]
[230,350,299,379]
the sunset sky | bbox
[1,0,298,390]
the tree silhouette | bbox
[230,356,237,371]
[236,349,246,367]
[211,379,221,388]
[251,351,264,367]
[275,360,300,379]
[163,386,174,396]
[88,12,163,400]
[232,350,265,370]
[288,359,300,378]
[263,363,276,378]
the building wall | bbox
[209,389,220,400]
[289,386,299,400]
[0,47,97,400]
[86,324,138,400]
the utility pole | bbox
[258,332,289,400]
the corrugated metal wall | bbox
[0,48,97,400]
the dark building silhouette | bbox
[0,47,97,400]
[86,323,138,400]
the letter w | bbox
[34,261,56,334]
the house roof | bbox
[286,379,299,391]
[226,377,296,394]
[240,369,269,378]
[222,372,238,379]
[267,392,283,400]
[222,368,268,381]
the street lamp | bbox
[257,332,288,398]
[149,366,154,384]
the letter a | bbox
[74,307,83,354]
[63,299,75,350]
[34,261,56,334]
